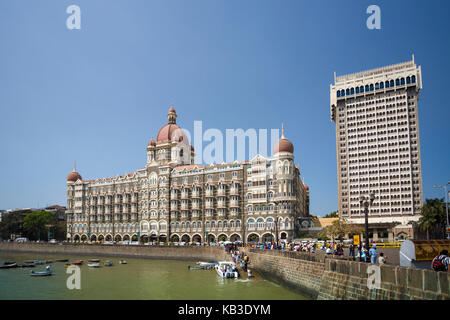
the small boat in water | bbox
[24,260,35,264]
[45,260,53,264]
[119,260,127,264]
[30,266,52,276]
[104,261,113,266]
[88,259,100,263]
[215,261,239,278]
[0,263,18,269]
[4,261,16,265]
[34,260,44,265]
[22,262,35,268]
[55,259,69,262]
[71,260,83,265]
[196,261,216,268]
[88,263,100,268]
[64,263,72,268]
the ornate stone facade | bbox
[66,106,309,243]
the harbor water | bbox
[0,252,309,300]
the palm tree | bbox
[416,198,445,239]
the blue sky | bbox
[0,0,449,216]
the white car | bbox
[49,239,57,244]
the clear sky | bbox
[0,0,449,216]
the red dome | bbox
[67,171,82,182]
[304,184,309,190]
[156,123,181,142]
[274,138,294,154]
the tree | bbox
[321,219,364,242]
[324,211,339,218]
[416,198,446,239]
[23,211,55,241]
[0,212,25,240]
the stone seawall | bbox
[243,249,450,300]
[0,242,230,262]
[2,243,448,300]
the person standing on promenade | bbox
[431,250,449,272]
[369,244,378,264]
[378,252,386,265]
[349,243,355,257]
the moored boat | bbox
[55,259,69,262]
[215,261,239,278]
[0,263,18,269]
[30,266,52,276]
[119,260,127,264]
[4,261,16,265]
[104,261,113,266]
[88,263,100,268]
[88,259,100,263]
[71,260,83,265]
[34,260,44,265]
[22,262,36,268]
[64,263,72,268]
[196,261,216,268]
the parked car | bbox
[49,239,57,244]
[14,237,29,243]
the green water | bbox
[0,252,308,300]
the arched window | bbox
[350,88,354,95]
[369,84,374,91]
[390,80,394,87]
[211,221,215,228]
[380,82,384,89]
[360,86,364,93]
[375,83,379,90]
[337,91,341,97]
[266,218,274,229]
[365,85,369,92]
[412,75,416,83]
[406,76,411,84]
[385,80,389,88]
[355,87,359,94]
[230,220,235,228]
[346,88,350,96]
[236,220,241,228]
[396,79,400,86]
[341,89,345,96]
[401,77,405,85]
[256,218,264,229]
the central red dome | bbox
[156,123,181,142]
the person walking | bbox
[431,250,450,272]
[369,244,378,264]
[349,243,355,257]
[378,252,386,265]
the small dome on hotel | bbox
[273,124,294,154]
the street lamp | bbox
[359,192,375,251]
[433,183,450,239]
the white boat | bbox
[215,261,239,278]
[88,263,100,268]
[196,261,216,267]
[119,260,127,264]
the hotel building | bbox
[330,57,423,240]
[66,106,309,243]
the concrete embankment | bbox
[242,248,450,300]
[1,243,448,300]
[0,242,230,262]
